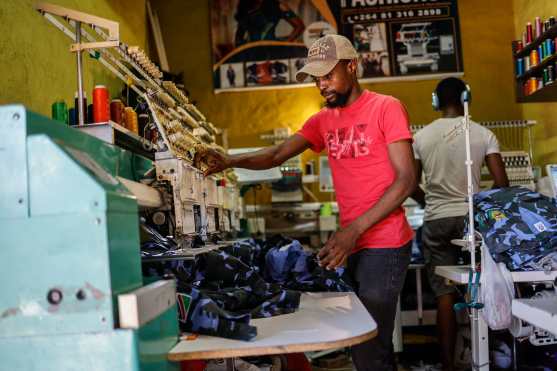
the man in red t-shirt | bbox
[197,34,416,371]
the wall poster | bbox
[210,0,463,92]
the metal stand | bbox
[75,21,85,125]
[462,91,490,371]
[225,358,237,371]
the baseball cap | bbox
[295,34,358,83]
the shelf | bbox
[517,53,557,81]
[76,121,158,159]
[514,24,557,59]
[517,80,557,103]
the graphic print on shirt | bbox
[325,123,372,159]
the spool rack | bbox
[411,120,538,189]
[36,2,224,165]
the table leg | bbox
[471,305,489,370]
[416,267,423,325]
[225,358,237,371]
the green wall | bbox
[0,0,147,116]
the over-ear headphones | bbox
[431,83,472,111]
[431,91,440,111]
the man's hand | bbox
[194,147,231,176]
[317,225,360,270]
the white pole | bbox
[463,91,475,269]
[463,88,489,370]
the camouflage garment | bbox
[473,187,557,271]
[142,236,351,340]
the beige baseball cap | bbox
[295,34,358,83]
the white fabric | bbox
[413,117,500,221]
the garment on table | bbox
[473,187,557,270]
[263,236,353,292]
[142,236,351,341]
[144,249,300,341]
[413,117,500,221]
[223,238,263,269]
[176,282,257,341]
[297,90,414,251]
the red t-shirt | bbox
[298,90,414,251]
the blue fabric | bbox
[473,187,557,270]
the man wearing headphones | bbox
[412,77,509,371]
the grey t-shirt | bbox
[413,117,500,221]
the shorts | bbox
[422,216,466,297]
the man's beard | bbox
[324,90,351,108]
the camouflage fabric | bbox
[142,236,351,341]
[263,238,353,292]
[473,187,557,271]
[176,283,257,341]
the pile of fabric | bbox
[142,236,352,340]
[473,187,557,271]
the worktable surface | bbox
[512,297,557,336]
[436,265,557,284]
[168,292,377,361]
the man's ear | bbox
[348,59,358,74]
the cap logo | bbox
[308,38,334,61]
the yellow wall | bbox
[512,0,557,169]
[152,0,520,140]
[152,0,521,202]
[0,0,147,116]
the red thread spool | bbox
[93,85,110,123]
[526,22,533,43]
[110,99,125,125]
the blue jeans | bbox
[347,242,411,371]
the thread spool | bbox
[87,104,94,124]
[74,91,87,125]
[51,101,68,124]
[550,16,556,27]
[524,56,530,71]
[548,65,555,84]
[516,58,524,76]
[531,49,539,67]
[110,99,125,125]
[93,85,110,123]
[535,17,542,38]
[69,108,77,126]
[138,113,149,136]
[124,107,138,134]
[526,22,533,43]
[529,77,538,94]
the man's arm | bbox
[485,153,509,188]
[318,140,417,269]
[196,134,312,176]
[410,159,426,208]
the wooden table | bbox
[168,292,377,367]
